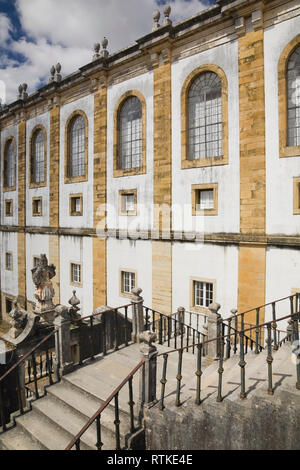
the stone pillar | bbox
[131,288,144,343]
[177,306,185,336]
[138,331,157,419]
[54,305,73,377]
[207,302,221,360]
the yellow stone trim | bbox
[49,235,60,305]
[293,177,300,215]
[278,34,300,158]
[2,136,17,192]
[64,109,89,184]
[191,183,218,216]
[18,121,26,229]
[29,124,47,189]
[113,90,146,178]
[50,106,60,228]
[181,64,228,170]
[17,232,26,309]
[189,276,216,314]
[118,189,137,216]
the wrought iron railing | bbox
[65,359,145,450]
[171,309,208,334]
[143,306,207,355]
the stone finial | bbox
[93,42,100,60]
[18,84,28,100]
[18,84,23,99]
[55,304,70,321]
[139,330,156,346]
[131,287,143,300]
[8,301,28,339]
[209,302,221,315]
[152,9,161,31]
[231,308,238,316]
[163,5,172,26]
[101,37,109,58]
[68,290,82,323]
[49,65,56,83]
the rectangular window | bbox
[190,277,215,313]
[5,200,13,217]
[293,177,300,215]
[70,194,83,216]
[119,190,137,216]
[192,183,218,216]
[71,263,82,285]
[120,270,136,295]
[32,197,42,216]
[5,252,13,271]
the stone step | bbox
[0,425,46,450]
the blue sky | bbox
[0,0,215,104]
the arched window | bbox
[31,129,45,184]
[68,115,85,178]
[4,139,15,188]
[119,96,142,169]
[287,45,300,147]
[188,72,222,160]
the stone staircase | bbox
[0,342,210,450]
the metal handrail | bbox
[73,303,132,324]
[65,359,145,450]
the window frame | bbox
[113,91,146,178]
[278,34,300,158]
[118,189,137,216]
[190,277,216,314]
[5,251,13,271]
[293,177,300,215]
[29,125,47,188]
[69,193,83,216]
[191,183,218,216]
[2,137,16,192]
[70,262,82,287]
[5,199,13,217]
[32,197,43,217]
[64,110,88,184]
[119,269,137,298]
[181,65,228,170]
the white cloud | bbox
[1,0,210,104]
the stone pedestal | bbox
[137,331,158,423]
[54,306,73,377]
[131,288,145,343]
[207,302,221,360]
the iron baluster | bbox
[96,415,103,450]
[226,319,231,359]
[39,355,43,378]
[195,344,203,405]
[90,316,95,360]
[102,314,107,356]
[175,349,183,407]
[128,377,135,434]
[234,314,238,354]
[16,366,24,415]
[75,439,81,450]
[196,314,199,332]
[114,393,121,450]
[152,310,155,333]
[159,354,168,411]
[239,314,246,399]
[266,323,274,395]
[27,359,31,384]
[255,308,260,354]
[186,327,190,352]
[159,314,163,345]
[124,306,129,347]
[217,324,225,402]
[180,323,184,350]
[245,336,248,354]
[46,349,53,386]
[114,309,119,352]
[272,302,278,350]
[167,316,171,347]
[31,352,39,399]
[145,307,149,331]
[192,329,195,355]
[174,320,177,349]
[291,311,300,390]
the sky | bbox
[0,0,215,105]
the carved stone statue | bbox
[31,254,56,318]
[8,301,28,339]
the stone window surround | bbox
[64,110,89,184]
[69,193,83,217]
[29,124,47,189]
[181,64,229,170]
[5,251,13,271]
[119,268,137,299]
[32,196,43,217]
[113,90,147,178]
[189,276,216,314]
[191,183,218,216]
[2,136,17,193]
[118,189,137,216]
[293,177,300,215]
[278,34,300,158]
[70,261,83,287]
[5,199,13,217]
